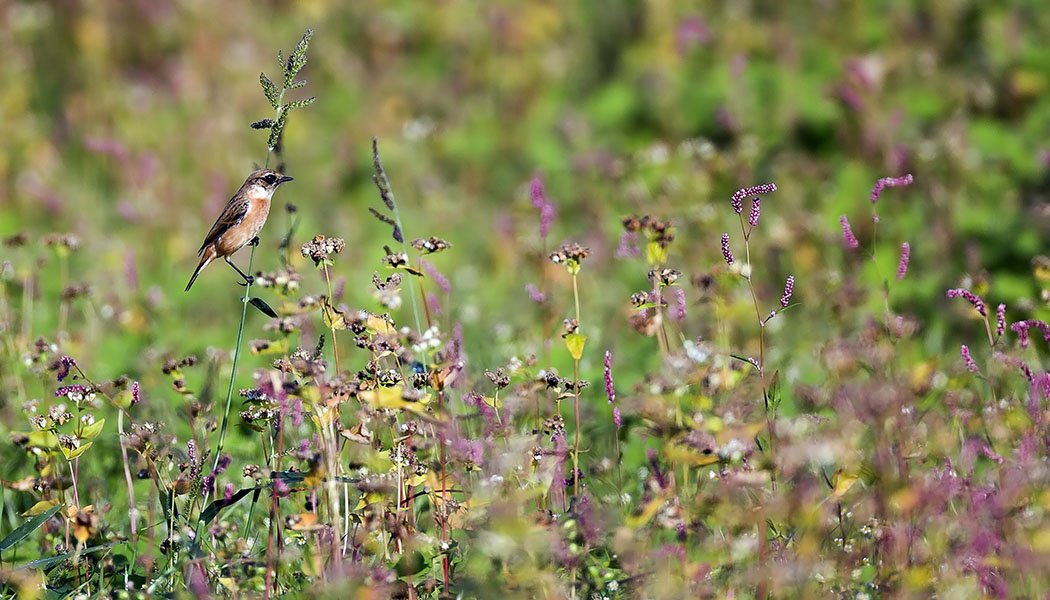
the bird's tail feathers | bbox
[185,249,215,291]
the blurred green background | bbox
[3,0,1050,445]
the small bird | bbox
[185,169,293,291]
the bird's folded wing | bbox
[197,198,250,255]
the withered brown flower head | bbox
[649,268,682,286]
[485,368,510,389]
[561,318,579,337]
[410,237,453,254]
[381,250,409,268]
[301,235,345,265]
[43,233,80,251]
[549,242,590,266]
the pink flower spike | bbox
[780,275,794,307]
[870,174,914,204]
[748,198,761,227]
[840,215,859,249]
[613,406,622,429]
[896,242,910,280]
[945,288,987,317]
[721,233,734,265]
[603,350,615,404]
[960,345,979,374]
[731,183,777,214]
[996,304,1006,337]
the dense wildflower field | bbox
[3,2,1050,598]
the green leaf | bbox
[17,543,117,572]
[61,441,92,460]
[199,487,255,526]
[0,504,62,553]
[259,73,279,109]
[21,500,60,517]
[395,550,426,577]
[248,297,279,319]
[564,333,586,361]
[78,418,105,440]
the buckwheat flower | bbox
[896,242,910,280]
[748,198,760,227]
[780,275,794,307]
[996,304,1006,337]
[731,183,777,215]
[720,233,734,265]
[870,174,913,204]
[603,351,615,404]
[613,406,622,428]
[960,345,979,373]
[946,288,987,317]
[840,215,859,249]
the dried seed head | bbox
[300,235,345,266]
[410,237,452,254]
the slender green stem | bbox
[212,244,257,473]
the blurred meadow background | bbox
[3,0,1050,597]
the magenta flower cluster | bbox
[748,198,761,227]
[731,183,777,214]
[870,174,914,204]
[945,288,987,317]
[603,350,615,404]
[960,345,979,373]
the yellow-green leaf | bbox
[21,500,60,517]
[646,241,667,265]
[78,419,105,440]
[564,333,586,360]
[831,472,858,499]
[61,442,93,460]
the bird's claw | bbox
[249,236,260,247]
[237,275,254,286]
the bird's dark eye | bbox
[263,174,277,184]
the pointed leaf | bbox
[20,500,61,518]
[78,418,105,440]
[61,441,93,460]
[0,504,63,552]
[248,297,279,318]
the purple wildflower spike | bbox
[525,283,546,303]
[960,345,979,373]
[603,351,615,404]
[731,183,777,215]
[946,288,987,317]
[530,176,555,239]
[56,356,76,382]
[613,406,622,428]
[996,304,1006,337]
[421,259,451,294]
[748,198,760,227]
[896,242,910,280]
[870,174,914,204]
[131,381,140,406]
[780,275,794,307]
[840,215,859,249]
[720,233,734,265]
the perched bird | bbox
[185,169,293,291]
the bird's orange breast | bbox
[214,197,271,255]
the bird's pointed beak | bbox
[278,175,294,184]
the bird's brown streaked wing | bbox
[196,197,250,256]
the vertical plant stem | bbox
[322,262,340,373]
[118,410,137,543]
[571,273,582,500]
[211,244,257,475]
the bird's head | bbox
[243,169,294,197]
